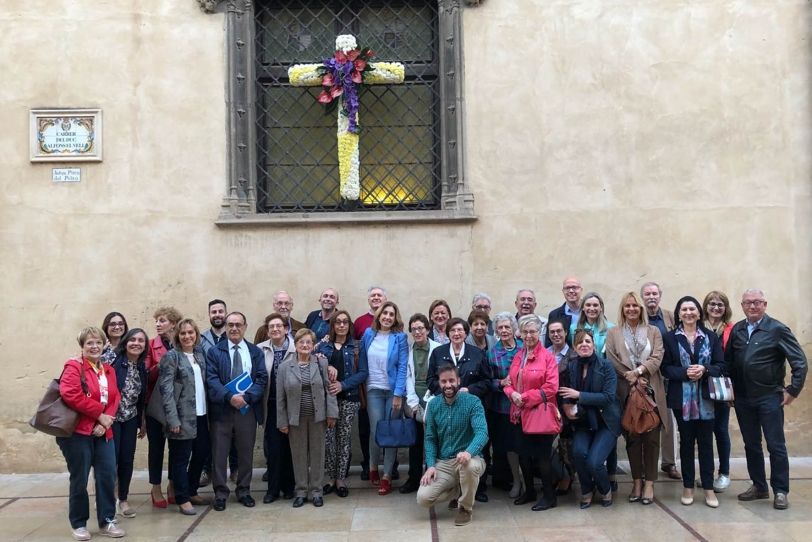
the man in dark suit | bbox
[545,277,583,347]
[206,311,268,511]
[726,289,807,510]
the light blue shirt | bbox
[228,339,252,375]
[747,319,763,338]
[547,344,570,365]
[565,306,580,324]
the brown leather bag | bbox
[621,381,660,434]
[29,363,89,438]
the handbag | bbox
[708,376,735,402]
[621,381,661,434]
[375,408,417,448]
[145,359,182,426]
[520,390,562,435]
[29,362,89,438]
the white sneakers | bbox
[72,528,91,541]
[713,474,730,492]
[99,522,126,538]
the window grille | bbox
[255,0,442,212]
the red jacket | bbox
[146,335,168,403]
[59,357,120,439]
[504,342,559,423]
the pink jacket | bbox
[504,342,559,422]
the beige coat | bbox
[257,338,296,414]
[604,325,666,411]
[276,352,338,428]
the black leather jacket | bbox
[725,315,807,398]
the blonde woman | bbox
[605,292,665,505]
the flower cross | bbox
[289,35,405,201]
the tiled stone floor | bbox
[2,458,812,541]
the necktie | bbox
[232,344,242,380]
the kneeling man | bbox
[417,363,488,526]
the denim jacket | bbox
[315,338,368,400]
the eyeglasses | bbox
[742,300,765,308]
[576,329,595,337]
[267,324,286,330]
[474,305,491,310]
[274,301,292,307]
[549,329,565,335]
[296,341,313,346]
[563,286,582,292]
[410,326,427,333]
[108,322,125,328]
[520,329,540,336]
[708,302,725,308]
[226,323,245,329]
[334,319,350,325]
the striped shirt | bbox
[299,364,315,416]
[424,391,488,467]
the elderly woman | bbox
[546,318,578,496]
[110,328,148,519]
[145,306,183,507]
[702,290,734,492]
[487,312,524,498]
[560,330,622,508]
[662,297,726,508]
[101,312,128,365]
[571,292,615,358]
[401,313,440,494]
[505,314,559,512]
[360,301,409,495]
[278,328,338,507]
[57,327,124,540]
[159,318,211,515]
[257,313,296,504]
[466,310,498,352]
[605,292,665,505]
[427,299,452,345]
[316,310,368,498]
[427,316,493,502]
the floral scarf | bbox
[676,328,715,421]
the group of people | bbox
[54,280,808,538]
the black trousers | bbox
[112,416,139,501]
[407,420,425,481]
[145,415,172,485]
[188,414,210,498]
[674,413,715,490]
[358,406,371,468]
[264,400,295,496]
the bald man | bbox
[545,277,583,347]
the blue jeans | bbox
[56,433,116,529]
[734,392,790,494]
[713,402,731,476]
[572,427,616,497]
[366,388,400,475]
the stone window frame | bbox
[199,0,482,226]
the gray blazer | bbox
[276,352,338,428]
[159,347,207,440]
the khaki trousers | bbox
[288,414,326,499]
[416,456,485,512]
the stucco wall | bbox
[0,0,810,472]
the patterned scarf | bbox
[622,323,648,367]
[677,329,715,421]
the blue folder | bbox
[226,371,253,415]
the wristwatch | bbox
[636,367,644,376]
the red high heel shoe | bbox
[369,469,380,486]
[152,493,168,508]
[378,478,391,495]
